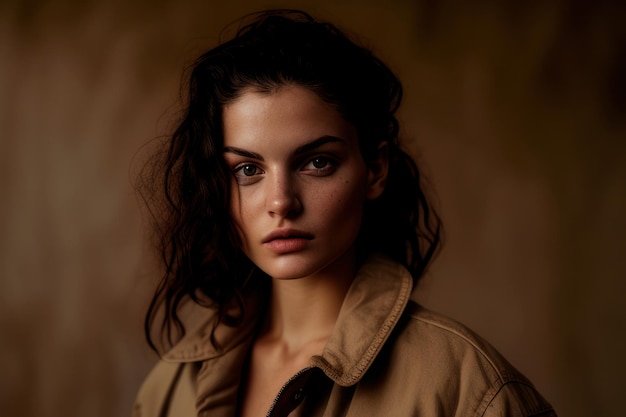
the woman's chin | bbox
[251,247,356,282]
[250,253,325,281]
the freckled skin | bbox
[222,86,378,281]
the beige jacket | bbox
[133,255,557,417]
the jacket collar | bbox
[312,254,413,386]
[161,289,264,362]
[161,254,413,387]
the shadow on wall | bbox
[0,1,624,417]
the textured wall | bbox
[1,1,624,416]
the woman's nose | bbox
[266,174,302,218]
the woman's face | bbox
[222,85,385,281]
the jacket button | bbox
[292,388,304,403]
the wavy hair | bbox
[139,9,442,353]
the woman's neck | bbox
[261,250,357,354]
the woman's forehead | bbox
[222,85,358,153]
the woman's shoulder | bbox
[394,301,531,383]
[132,361,182,417]
[402,302,522,371]
[380,302,557,416]
[133,360,200,417]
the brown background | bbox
[1,0,624,416]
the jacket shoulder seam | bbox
[406,307,518,383]
[477,380,556,417]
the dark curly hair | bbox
[140,9,442,354]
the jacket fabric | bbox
[133,255,557,417]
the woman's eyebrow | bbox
[223,147,263,160]
[294,136,346,154]
[223,136,346,160]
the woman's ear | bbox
[366,142,389,200]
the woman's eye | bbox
[303,156,336,175]
[240,164,258,176]
[232,163,263,184]
[233,164,260,177]
[311,157,329,169]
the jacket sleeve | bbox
[481,381,557,417]
[132,361,183,417]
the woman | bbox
[134,10,556,417]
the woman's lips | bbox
[262,229,313,254]
[264,238,310,253]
